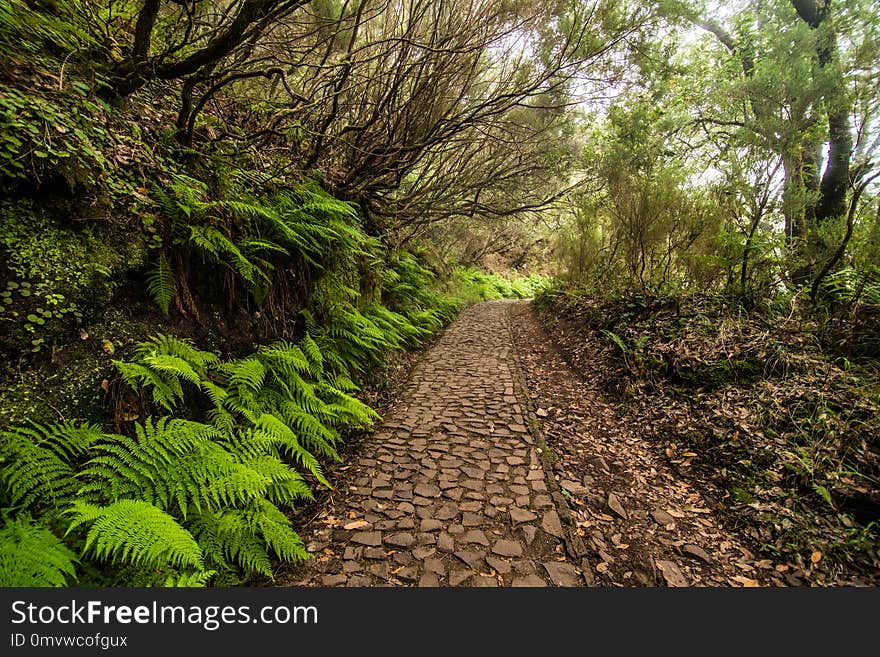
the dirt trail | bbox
[509,302,786,587]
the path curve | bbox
[286,300,585,587]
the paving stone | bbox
[473,575,499,587]
[393,552,414,565]
[419,572,441,587]
[542,561,580,587]
[420,518,443,532]
[486,556,512,574]
[385,532,416,548]
[492,540,524,557]
[394,566,420,582]
[321,574,348,586]
[414,483,441,498]
[412,546,436,560]
[461,529,490,546]
[437,533,455,552]
[424,558,446,575]
[454,550,486,570]
[462,512,484,527]
[511,574,547,587]
[449,570,473,586]
[541,510,565,539]
[351,531,382,547]
[509,507,537,524]
[435,504,459,521]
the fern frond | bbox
[221,358,266,391]
[0,421,101,509]
[0,517,77,586]
[252,413,329,488]
[163,570,216,587]
[67,500,204,571]
[146,254,176,316]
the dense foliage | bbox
[1,0,878,586]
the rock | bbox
[394,566,419,581]
[448,570,473,586]
[509,507,538,524]
[351,531,382,547]
[560,479,589,496]
[418,572,440,587]
[511,574,546,587]
[682,544,713,564]
[536,408,549,418]
[651,509,675,526]
[320,574,347,586]
[606,493,628,520]
[492,540,524,558]
[587,455,609,472]
[435,504,459,521]
[461,529,490,546]
[412,546,436,560]
[656,560,689,587]
[542,561,581,587]
[393,552,414,565]
[385,532,415,548]
[472,575,499,587]
[364,547,387,559]
[424,558,446,575]
[541,510,565,538]
[522,525,538,545]
[453,550,485,570]
[414,483,441,498]
[420,518,443,532]
[462,512,483,527]
[486,556,512,574]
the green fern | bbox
[0,516,78,586]
[0,421,102,510]
[114,335,217,411]
[67,500,204,571]
[146,254,176,315]
[163,570,216,587]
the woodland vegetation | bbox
[0,0,878,586]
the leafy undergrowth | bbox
[536,289,880,584]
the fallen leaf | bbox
[811,551,822,564]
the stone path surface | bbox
[285,300,584,587]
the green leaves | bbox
[0,517,78,587]
[67,500,204,571]
[146,254,176,315]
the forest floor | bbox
[280,299,837,587]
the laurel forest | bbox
[1,0,878,586]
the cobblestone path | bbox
[288,300,585,587]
